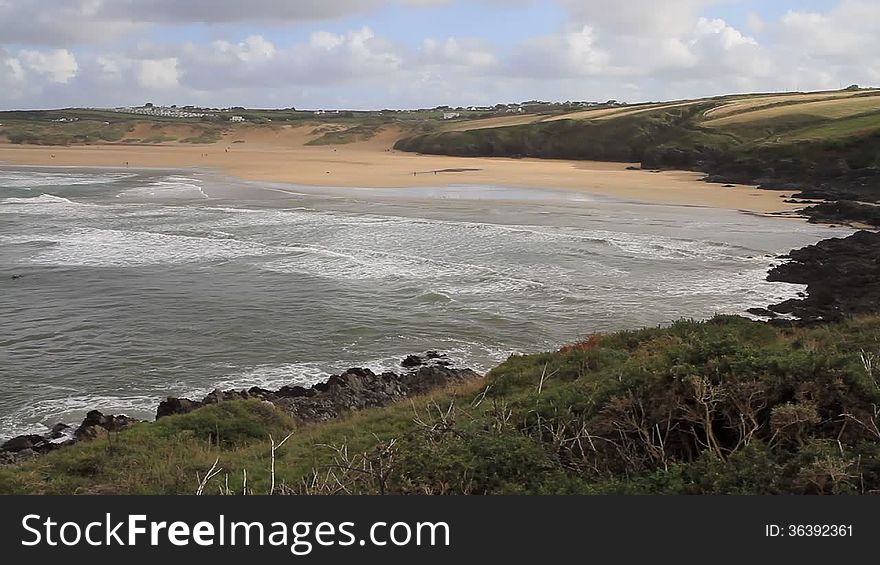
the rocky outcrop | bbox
[765,230,880,324]
[0,353,477,465]
[74,411,139,440]
[0,411,138,465]
[157,357,480,425]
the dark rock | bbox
[401,354,423,368]
[801,201,880,228]
[746,307,777,318]
[1,434,46,453]
[276,385,311,398]
[247,386,275,399]
[272,364,480,424]
[425,351,443,359]
[764,231,880,324]
[156,397,202,419]
[74,410,138,440]
[202,389,226,405]
[47,423,71,440]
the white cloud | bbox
[211,36,277,63]
[311,32,346,51]
[19,49,79,83]
[420,37,498,68]
[0,0,878,110]
[175,27,403,91]
[137,58,179,89]
[558,0,716,36]
[514,25,610,78]
[746,12,765,34]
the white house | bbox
[442,112,461,120]
[230,116,245,122]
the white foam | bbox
[0,393,160,441]
[0,193,75,205]
[116,175,210,200]
[0,193,106,219]
[0,170,136,189]
[26,228,277,267]
[261,245,480,281]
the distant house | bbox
[442,112,461,120]
[229,116,245,122]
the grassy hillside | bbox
[395,89,880,209]
[4,315,880,495]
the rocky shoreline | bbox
[0,352,480,465]
[752,230,880,324]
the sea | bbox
[0,166,853,439]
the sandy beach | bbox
[0,124,798,213]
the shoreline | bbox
[0,143,844,445]
[0,132,800,214]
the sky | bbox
[0,0,878,110]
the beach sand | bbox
[0,124,798,213]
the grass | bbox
[4,315,880,495]
[180,129,224,144]
[704,93,880,126]
[0,120,132,145]
[781,112,880,141]
[305,123,386,145]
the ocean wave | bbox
[0,170,136,190]
[261,243,488,281]
[24,227,278,267]
[0,393,161,442]
[0,193,107,219]
[0,193,76,205]
[115,175,210,200]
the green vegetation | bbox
[180,130,224,144]
[1,121,131,145]
[0,110,230,146]
[395,89,880,206]
[4,315,880,495]
[305,123,385,145]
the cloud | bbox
[558,0,716,36]
[137,58,179,89]
[0,0,456,46]
[176,28,403,91]
[419,37,498,68]
[0,1,878,110]
[513,25,611,78]
[746,12,766,34]
[19,49,79,83]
